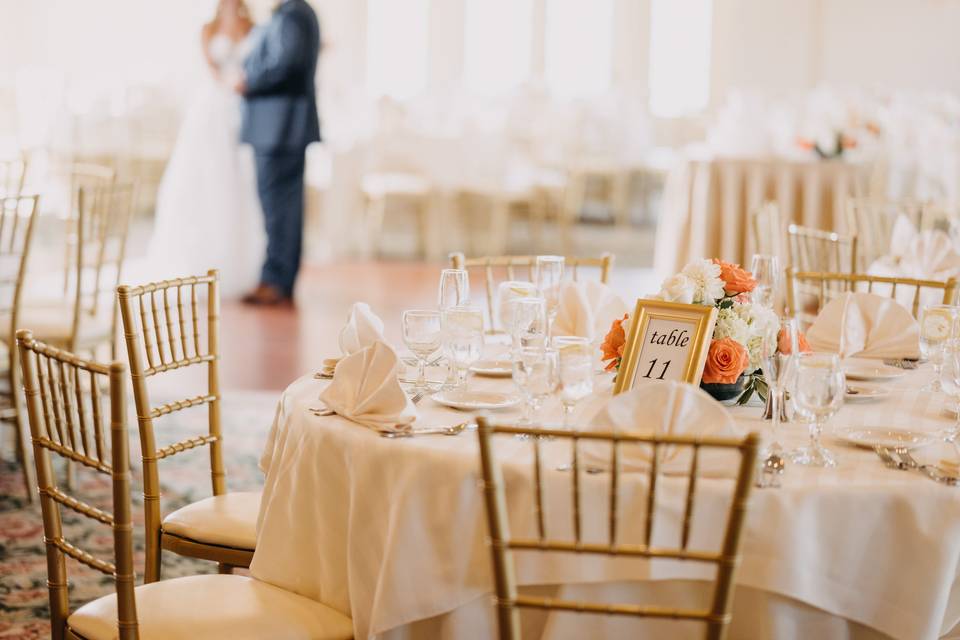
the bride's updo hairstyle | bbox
[214,0,251,23]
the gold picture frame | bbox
[613,299,718,394]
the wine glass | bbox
[750,254,780,310]
[497,280,537,332]
[506,296,547,353]
[920,304,960,392]
[790,352,844,468]
[535,256,564,336]
[762,318,799,453]
[401,310,442,392]
[555,337,594,430]
[438,269,470,310]
[940,339,960,443]
[441,307,484,389]
[512,347,559,425]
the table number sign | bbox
[613,299,717,394]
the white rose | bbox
[680,259,726,304]
[658,273,695,304]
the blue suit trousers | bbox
[254,150,306,296]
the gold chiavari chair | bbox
[786,269,959,327]
[476,418,760,640]
[64,163,116,295]
[449,252,614,332]
[0,195,39,501]
[0,156,28,197]
[7,183,134,359]
[16,331,354,640]
[843,197,944,271]
[786,224,857,274]
[117,270,260,582]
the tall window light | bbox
[366,0,429,100]
[545,0,614,99]
[464,0,533,96]
[648,0,714,117]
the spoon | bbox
[757,453,785,488]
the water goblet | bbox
[506,296,547,354]
[401,310,442,392]
[940,339,960,443]
[762,318,799,453]
[555,337,594,430]
[535,256,564,336]
[441,306,484,388]
[790,352,844,468]
[497,280,537,332]
[438,269,470,310]
[920,304,960,392]
[512,347,559,425]
[750,254,780,310]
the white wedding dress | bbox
[148,33,265,299]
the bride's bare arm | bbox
[201,23,219,79]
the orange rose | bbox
[712,259,757,295]
[702,338,751,384]
[777,328,812,354]
[601,314,628,371]
[796,137,815,151]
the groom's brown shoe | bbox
[241,284,295,308]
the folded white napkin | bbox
[806,292,920,359]
[320,341,416,433]
[582,381,745,476]
[879,216,960,280]
[339,302,386,356]
[887,214,918,260]
[551,281,628,342]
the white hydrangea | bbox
[712,306,750,345]
[733,301,779,370]
[679,259,725,305]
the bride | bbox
[148,0,265,298]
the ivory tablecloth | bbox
[654,157,869,275]
[252,368,960,640]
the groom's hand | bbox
[232,75,247,95]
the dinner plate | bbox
[431,389,521,411]
[843,362,906,382]
[470,359,513,377]
[834,426,937,450]
[844,384,890,403]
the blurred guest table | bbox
[654,157,870,276]
[253,364,960,640]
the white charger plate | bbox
[431,389,521,411]
[834,426,936,450]
[844,385,890,403]
[843,362,906,382]
[470,360,513,378]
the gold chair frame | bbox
[476,418,760,640]
[17,330,138,640]
[0,156,28,197]
[786,269,959,324]
[63,163,116,295]
[1,195,40,501]
[786,224,857,274]
[118,270,253,582]
[843,197,945,271]
[449,252,614,332]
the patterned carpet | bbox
[0,390,278,639]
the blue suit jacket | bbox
[241,0,321,153]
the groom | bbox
[237,0,321,306]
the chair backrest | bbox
[749,201,785,262]
[0,156,28,197]
[449,252,614,332]
[117,270,224,582]
[786,268,958,326]
[476,418,760,640]
[0,195,39,353]
[62,163,117,293]
[844,197,940,271]
[16,330,138,640]
[64,183,135,349]
[786,224,857,274]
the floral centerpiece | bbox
[601,258,787,403]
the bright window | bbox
[544,0,614,99]
[649,0,713,117]
[463,0,533,95]
[366,0,429,100]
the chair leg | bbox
[13,409,36,503]
[218,563,234,575]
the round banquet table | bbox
[252,363,960,640]
[654,157,870,276]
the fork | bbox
[380,423,469,438]
[894,447,960,486]
[874,446,908,470]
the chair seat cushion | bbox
[67,574,353,640]
[162,491,260,550]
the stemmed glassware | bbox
[441,307,484,389]
[401,310,442,392]
[920,304,960,392]
[438,269,470,310]
[512,346,559,425]
[497,281,538,332]
[535,256,564,337]
[554,337,594,430]
[750,254,780,310]
[506,296,547,353]
[790,352,844,468]
[762,319,799,453]
[940,339,960,443]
